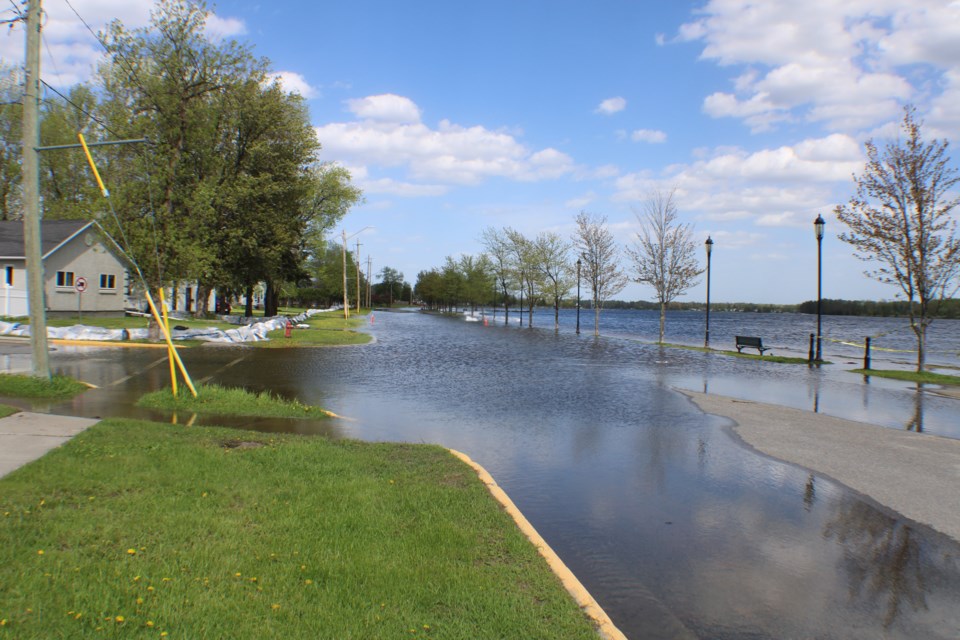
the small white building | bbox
[0,220,131,317]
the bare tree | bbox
[572,212,628,336]
[835,107,960,372]
[505,228,544,327]
[627,189,703,344]
[534,231,574,331]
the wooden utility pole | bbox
[22,0,49,379]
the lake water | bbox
[24,309,960,639]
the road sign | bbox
[75,277,87,293]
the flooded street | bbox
[13,311,960,639]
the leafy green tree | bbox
[835,107,960,372]
[480,226,516,323]
[377,266,404,306]
[0,64,22,221]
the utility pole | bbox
[355,238,361,314]
[22,0,49,379]
[366,256,372,308]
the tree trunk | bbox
[593,304,600,337]
[185,285,193,314]
[195,283,210,316]
[170,281,178,311]
[915,322,927,373]
[244,284,254,317]
[554,299,560,332]
[659,303,666,344]
[264,281,280,317]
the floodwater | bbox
[10,310,960,639]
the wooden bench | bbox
[735,336,770,355]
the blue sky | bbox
[4,0,960,303]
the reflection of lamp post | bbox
[704,236,713,347]
[342,226,374,319]
[576,258,581,335]
[814,214,825,361]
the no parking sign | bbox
[75,277,87,293]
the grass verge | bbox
[660,342,824,364]
[0,419,599,639]
[255,313,371,348]
[0,404,19,418]
[850,368,960,386]
[137,384,331,419]
[0,373,89,399]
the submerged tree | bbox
[627,189,703,344]
[572,211,627,336]
[835,107,960,372]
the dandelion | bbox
[127,548,137,555]
[234,572,242,577]
[136,597,144,605]
[304,579,313,585]
[271,604,281,610]
[162,577,171,582]
[146,621,154,628]
[160,632,168,637]
[133,576,141,581]
[147,586,155,592]
[1,619,7,626]
[37,549,44,555]
[115,616,125,623]
[74,613,82,620]
[248,577,257,583]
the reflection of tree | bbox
[905,388,924,433]
[803,474,816,511]
[824,498,928,627]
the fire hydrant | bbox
[284,320,292,338]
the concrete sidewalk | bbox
[682,390,960,544]
[0,412,99,478]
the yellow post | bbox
[158,288,178,397]
[144,290,197,397]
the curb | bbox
[449,449,628,640]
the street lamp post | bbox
[704,236,713,348]
[576,258,581,335]
[814,214,825,362]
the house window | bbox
[100,273,116,290]
[4,266,11,286]
[56,271,75,288]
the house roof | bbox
[0,220,93,259]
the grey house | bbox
[0,220,130,317]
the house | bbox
[0,220,131,317]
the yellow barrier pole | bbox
[158,288,179,397]
[78,133,108,197]
[77,132,197,398]
[144,289,197,398]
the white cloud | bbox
[204,13,247,40]
[631,129,668,144]
[679,0,960,135]
[346,94,422,124]
[317,95,575,187]
[613,134,863,230]
[595,97,626,115]
[267,71,317,98]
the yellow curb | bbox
[449,449,628,640]
[51,339,170,349]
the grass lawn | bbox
[0,420,599,639]
[138,384,332,419]
[0,404,19,418]
[254,312,371,348]
[0,373,89,399]
[850,368,960,386]
[659,342,823,365]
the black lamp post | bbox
[576,258,581,335]
[814,214,825,362]
[704,236,713,347]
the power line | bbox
[40,79,124,140]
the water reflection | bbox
[825,497,939,627]
[906,387,925,433]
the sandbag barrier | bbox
[0,308,334,344]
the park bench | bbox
[735,335,770,355]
